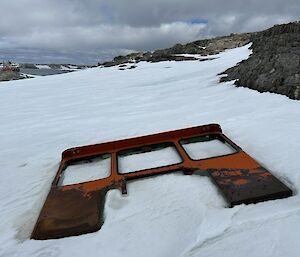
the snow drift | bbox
[0,44,300,257]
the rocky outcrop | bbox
[0,70,26,81]
[19,63,38,69]
[1,62,90,82]
[220,22,300,100]
[101,33,251,67]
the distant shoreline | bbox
[20,68,72,76]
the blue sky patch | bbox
[188,18,208,24]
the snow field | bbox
[0,43,300,257]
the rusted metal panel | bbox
[209,166,292,207]
[31,124,292,240]
[32,188,107,240]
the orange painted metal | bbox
[31,124,292,240]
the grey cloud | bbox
[0,0,299,64]
[104,0,299,29]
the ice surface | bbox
[36,65,51,69]
[1,43,300,257]
[60,155,111,185]
[118,145,182,173]
[181,139,236,159]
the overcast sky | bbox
[0,0,299,64]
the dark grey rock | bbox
[102,61,117,67]
[19,63,38,69]
[48,64,62,70]
[220,21,300,100]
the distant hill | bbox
[3,22,299,100]
[0,63,91,81]
[101,21,300,100]
[100,33,252,67]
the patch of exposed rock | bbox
[19,63,38,69]
[220,22,300,100]
[101,33,251,67]
[0,70,27,82]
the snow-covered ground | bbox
[35,65,51,69]
[1,44,300,257]
[60,65,80,71]
[175,53,216,60]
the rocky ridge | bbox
[101,33,252,67]
[220,22,300,100]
